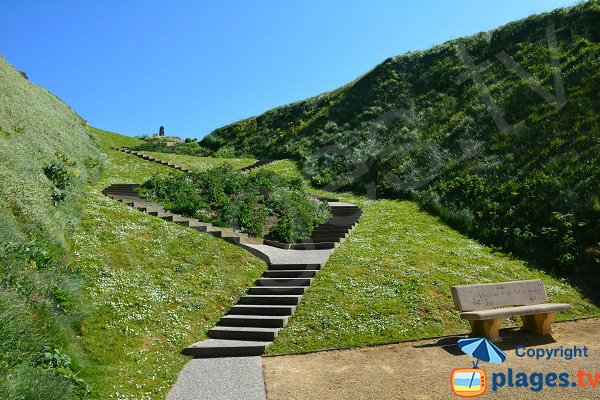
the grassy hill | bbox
[200,1,600,274]
[0,56,103,399]
[254,162,600,354]
[0,59,268,398]
[72,129,267,398]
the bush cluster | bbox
[43,152,79,205]
[138,164,330,243]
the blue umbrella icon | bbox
[458,337,507,388]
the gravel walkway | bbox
[263,317,600,400]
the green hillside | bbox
[0,56,103,399]
[71,129,267,398]
[0,57,268,398]
[201,1,600,274]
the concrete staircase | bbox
[117,148,193,173]
[183,261,321,357]
[116,147,274,173]
[262,202,361,250]
[238,159,274,172]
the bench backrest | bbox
[451,280,548,311]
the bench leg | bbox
[468,318,503,342]
[521,313,555,335]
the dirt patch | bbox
[263,318,600,399]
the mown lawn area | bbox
[259,162,600,354]
[70,128,267,399]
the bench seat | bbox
[451,279,572,341]
[460,303,571,320]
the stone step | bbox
[326,217,360,223]
[183,339,269,358]
[331,210,362,216]
[288,242,337,250]
[263,270,317,279]
[209,228,236,237]
[238,295,302,306]
[307,234,345,241]
[148,210,171,218]
[229,304,295,316]
[268,264,321,270]
[256,278,312,287]
[247,286,306,295]
[310,232,346,238]
[310,227,350,233]
[105,189,138,195]
[319,221,356,227]
[209,326,279,341]
[219,315,289,328]
[175,219,198,226]
[160,215,188,222]
[190,224,210,232]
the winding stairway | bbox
[104,149,362,358]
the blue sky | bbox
[0,0,577,139]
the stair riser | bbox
[255,278,312,287]
[289,243,336,250]
[239,296,300,305]
[247,287,306,295]
[229,306,295,316]
[182,346,266,358]
[209,329,276,341]
[219,317,288,328]
[263,271,317,278]
[268,264,321,270]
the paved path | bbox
[167,357,266,400]
[242,244,333,265]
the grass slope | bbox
[69,129,267,398]
[0,56,103,399]
[240,161,600,354]
[200,1,600,273]
[141,150,256,172]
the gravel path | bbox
[263,317,600,399]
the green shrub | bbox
[138,165,330,243]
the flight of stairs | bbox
[183,262,322,357]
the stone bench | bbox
[451,280,571,341]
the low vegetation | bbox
[201,1,600,275]
[268,190,600,354]
[138,165,331,243]
[0,56,102,399]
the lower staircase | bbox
[184,262,321,357]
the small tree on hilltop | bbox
[159,126,165,136]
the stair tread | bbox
[210,326,280,332]
[186,338,271,349]
[221,314,288,320]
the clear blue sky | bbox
[0,0,577,139]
